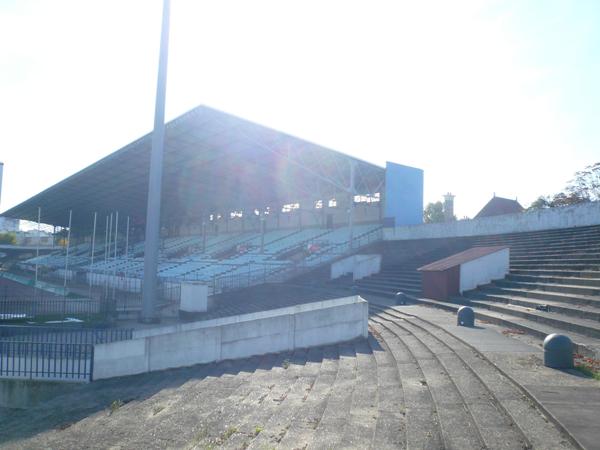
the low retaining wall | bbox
[330,254,381,281]
[385,201,600,240]
[93,295,368,380]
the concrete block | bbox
[179,282,209,313]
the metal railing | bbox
[0,325,133,344]
[208,225,384,294]
[0,296,111,322]
[0,326,133,381]
[0,341,94,381]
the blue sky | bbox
[0,0,598,221]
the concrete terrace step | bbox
[371,308,576,449]
[510,268,600,279]
[474,240,598,252]
[475,229,600,243]
[370,272,421,281]
[356,285,421,298]
[510,252,600,261]
[465,298,600,339]
[510,262,600,271]
[379,269,422,277]
[494,279,600,297]
[480,285,600,307]
[477,239,600,251]
[510,246,600,256]
[368,322,444,448]
[510,256,600,265]
[356,280,421,291]
[465,291,600,322]
[506,273,600,288]
[477,236,600,247]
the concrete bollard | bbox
[543,333,574,369]
[457,306,475,327]
[395,292,407,305]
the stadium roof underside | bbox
[2,105,385,230]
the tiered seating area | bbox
[19,224,383,293]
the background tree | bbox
[0,232,17,245]
[423,201,445,223]
[567,162,600,202]
[528,162,599,210]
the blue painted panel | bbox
[384,162,423,226]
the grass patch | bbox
[254,425,263,436]
[575,365,600,380]
[574,353,600,380]
[221,426,237,441]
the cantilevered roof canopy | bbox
[2,105,384,230]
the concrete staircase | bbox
[457,225,600,341]
[341,246,470,298]
[347,224,600,354]
[2,311,578,449]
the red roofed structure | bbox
[475,196,524,219]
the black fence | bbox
[0,326,133,381]
[0,296,111,321]
[0,325,133,344]
[0,341,94,381]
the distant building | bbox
[443,193,455,222]
[15,230,54,247]
[475,195,524,218]
[0,217,19,233]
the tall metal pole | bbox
[35,206,41,286]
[348,161,356,249]
[89,212,97,297]
[104,215,109,297]
[112,211,119,300]
[124,216,130,278]
[63,209,72,289]
[114,212,119,262]
[142,0,171,323]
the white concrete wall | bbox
[459,248,509,293]
[330,254,381,281]
[384,201,600,240]
[93,295,368,380]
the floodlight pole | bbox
[348,161,356,249]
[34,206,41,286]
[142,0,171,323]
[89,212,97,298]
[63,209,72,289]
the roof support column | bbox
[141,0,170,323]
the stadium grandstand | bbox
[0,104,423,319]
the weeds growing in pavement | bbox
[109,399,124,414]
